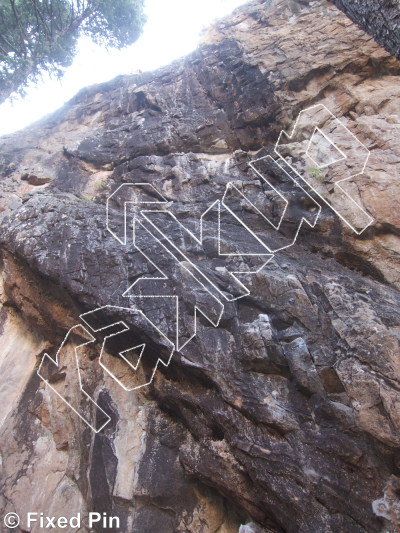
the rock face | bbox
[328,0,400,61]
[1,1,400,532]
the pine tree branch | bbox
[28,0,50,40]
[0,32,20,55]
[55,1,65,32]
[68,1,75,29]
[49,0,54,38]
[0,57,34,105]
[0,43,9,56]
[63,2,101,36]
[9,0,29,57]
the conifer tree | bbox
[0,0,146,104]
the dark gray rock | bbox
[1,1,400,532]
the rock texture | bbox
[328,0,400,61]
[1,1,400,532]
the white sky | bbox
[0,0,247,136]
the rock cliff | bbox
[328,0,400,61]
[1,1,400,532]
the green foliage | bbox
[83,0,146,49]
[82,194,94,201]
[0,0,146,103]
[310,167,325,182]
[94,181,105,189]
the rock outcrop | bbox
[328,0,400,61]
[1,1,400,532]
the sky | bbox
[0,0,247,136]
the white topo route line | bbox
[39,104,375,431]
